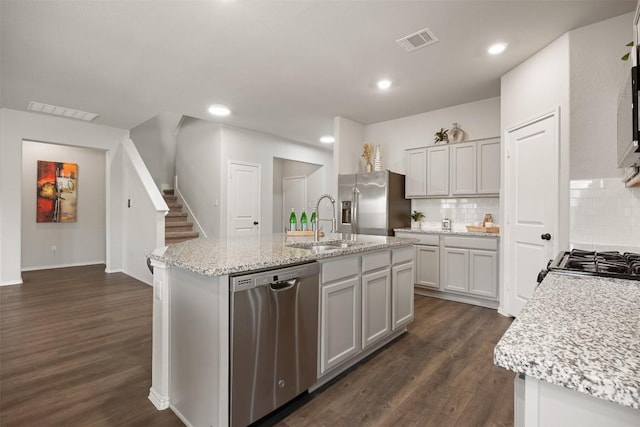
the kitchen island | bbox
[147,233,416,427]
[494,272,640,426]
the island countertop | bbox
[149,233,417,276]
[394,228,500,238]
[494,272,640,409]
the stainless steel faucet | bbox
[314,194,336,242]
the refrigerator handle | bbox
[351,187,359,234]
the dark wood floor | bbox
[1,265,514,427]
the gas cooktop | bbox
[546,249,640,281]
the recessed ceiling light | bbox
[320,136,335,144]
[487,43,508,55]
[208,104,231,116]
[377,79,392,90]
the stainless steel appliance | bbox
[338,171,411,236]
[537,249,640,283]
[229,262,319,427]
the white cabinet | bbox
[404,137,500,198]
[477,138,500,194]
[392,261,414,329]
[442,247,469,293]
[440,236,498,302]
[320,276,360,374]
[469,249,498,298]
[361,269,391,349]
[415,245,439,289]
[450,142,477,195]
[426,145,450,196]
[405,147,427,197]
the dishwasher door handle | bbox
[269,279,297,291]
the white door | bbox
[228,161,261,237]
[283,176,307,230]
[504,112,559,316]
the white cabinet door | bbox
[405,148,427,198]
[426,146,449,196]
[361,269,391,349]
[320,277,361,374]
[442,248,469,293]
[415,245,439,289]
[451,142,477,195]
[477,139,501,195]
[469,250,498,298]
[392,262,414,329]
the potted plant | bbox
[434,128,449,144]
[410,210,424,230]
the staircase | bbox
[163,189,199,244]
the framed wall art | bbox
[36,160,78,223]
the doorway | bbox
[273,158,323,233]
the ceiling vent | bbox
[396,27,438,52]
[27,101,99,122]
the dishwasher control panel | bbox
[232,265,311,291]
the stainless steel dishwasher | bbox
[229,262,319,427]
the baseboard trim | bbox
[170,404,196,427]
[104,268,124,274]
[0,279,23,286]
[21,261,105,272]
[148,387,170,410]
[175,185,207,239]
[415,288,499,310]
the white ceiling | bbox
[1,1,636,146]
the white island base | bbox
[515,375,640,427]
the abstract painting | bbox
[37,160,78,223]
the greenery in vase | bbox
[362,142,373,165]
[434,128,449,143]
[410,210,425,222]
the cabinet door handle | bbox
[253,221,259,226]
[541,233,551,241]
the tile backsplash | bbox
[570,178,640,251]
[411,197,500,231]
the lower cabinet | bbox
[442,247,469,293]
[469,250,498,298]
[319,247,414,376]
[320,276,361,373]
[415,245,439,290]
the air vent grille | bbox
[28,101,99,122]
[396,27,438,52]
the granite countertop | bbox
[149,233,416,276]
[494,272,640,409]
[394,228,500,238]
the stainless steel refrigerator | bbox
[338,171,411,236]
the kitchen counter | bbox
[149,233,416,276]
[494,272,640,410]
[394,227,499,238]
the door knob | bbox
[253,221,259,225]
[541,233,551,241]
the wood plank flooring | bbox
[1,265,514,427]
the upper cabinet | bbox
[405,148,427,197]
[405,137,500,198]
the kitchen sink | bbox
[287,240,366,252]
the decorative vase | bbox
[411,220,420,230]
[365,162,373,173]
[373,145,382,171]
[449,122,465,143]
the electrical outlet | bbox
[51,246,56,253]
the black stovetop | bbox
[548,249,640,281]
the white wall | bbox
[130,111,182,190]
[334,116,364,177]
[175,117,222,238]
[21,141,106,270]
[0,108,129,285]
[569,12,634,180]
[364,97,501,174]
[220,125,333,237]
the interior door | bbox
[505,112,558,316]
[283,176,307,231]
[228,161,261,237]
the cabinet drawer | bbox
[362,250,390,273]
[442,236,497,251]
[321,256,360,283]
[392,246,414,265]
[413,234,439,246]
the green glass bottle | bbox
[289,208,297,231]
[300,210,308,231]
[310,211,317,231]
